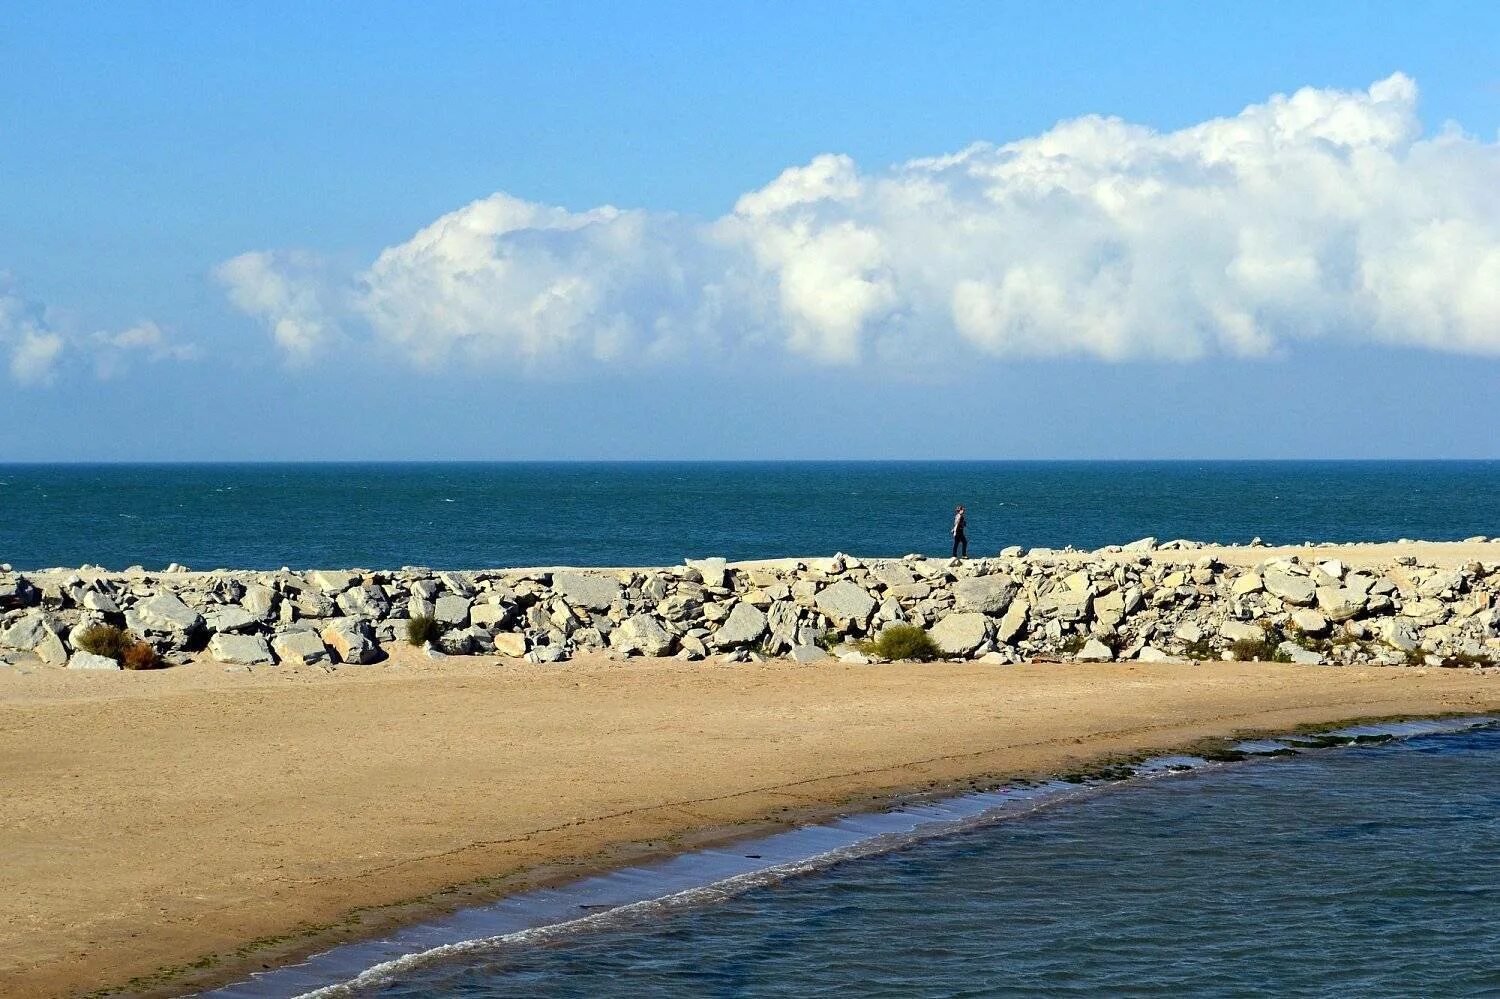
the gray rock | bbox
[1076,638,1115,662]
[713,602,768,648]
[241,583,278,619]
[469,603,510,629]
[929,612,990,656]
[553,572,623,611]
[526,645,568,664]
[337,585,391,619]
[130,593,205,635]
[271,630,329,666]
[308,570,357,594]
[1290,609,1329,635]
[1219,620,1265,643]
[610,614,674,656]
[207,633,275,666]
[1263,570,1317,607]
[434,594,471,626]
[952,577,1017,615]
[1277,641,1323,665]
[1136,646,1186,663]
[994,599,1030,644]
[871,562,916,588]
[295,590,338,618]
[81,590,120,614]
[788,644,830,663]
[1315,586,1366,622]
[815,580,877,627]
[686,557,728,589]
[0,611,54,651]
[321,621,382,665]
[68,650,122,671]
[204,606,257,633]
[1374,618,1419,653]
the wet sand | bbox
[2,648,1498,997]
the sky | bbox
[2,1,1498,461]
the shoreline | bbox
[209,714,1498,998]
[3,654,1499,997]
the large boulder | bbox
[1076,638,1115,662]
[1315,586,1366,622]
[553,572,622,612]
[686,557,728,589]
[1263,570,1316,607]
[308,570,357,594]
[127,593,205,637]
[1219,620,1265,643]
[204,606,257,634]
[208,633,275,666]
[336,585,390,620]
[434,594,471,626]
[995,599,1030,644]
[713,602,768,648]
[952,577,1017,615]
[321,620,383,665]
[271,630,329,666]
[1290,610,1329,635]
[491,632,529,658]
[0,611,55,651]
[610,614,673,656]
[68,650,121,671]
[815,580,877,628]
[929,612,990,656]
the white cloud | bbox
[215,251,340,361]
[220,74,1500,371]
[0,276,194,385]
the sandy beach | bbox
[3,642,1498,997]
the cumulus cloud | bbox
[0,276,194,385]
[220,74,1500,370]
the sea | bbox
[2,459,1499,570]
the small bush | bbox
[1230,636,1278,661]
[120,641,163,670]
[1438,650,1497,668]
[76,624,133,660]
[1182,637,1217,661]
[1056,633,1088,655]
[406,614,442,647]
[815,629,841,652]
[858,623,941,662]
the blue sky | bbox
[2,1,1498,460]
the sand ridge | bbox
[2,647,1498,997]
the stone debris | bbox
[0,542,1497,671]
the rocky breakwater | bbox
[1,539,1498,672]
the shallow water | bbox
[357,724,1500,998]
[5,460,1500,569]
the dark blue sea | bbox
[217,721,1500,999]
[2,460,1498,570]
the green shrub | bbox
[815,629,841,652]
[76,623,133,660]
[1183,637,1217,661]
[405,614,442,647]
[1229,636,1277,661]
[857,623,941,662]
[1056,633,1088,655]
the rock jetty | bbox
[2,539,1498,670]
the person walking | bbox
[951,504,968,558]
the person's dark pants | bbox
[952,531,967,557]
